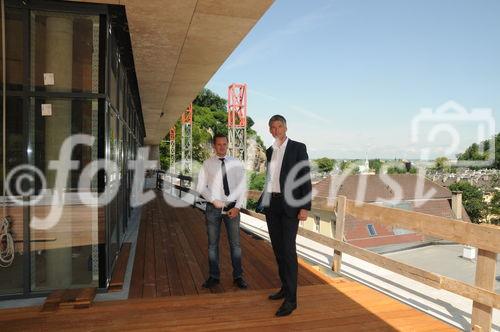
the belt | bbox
[207,201,237,211]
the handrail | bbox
[246,189,499,331]
[165,177,499,331]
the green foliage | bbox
[489,190,500,216]
[160,88,265,170]
[193,88,227,111]
[246,198,258,211]
[369,159,383,174]
[457,133,500,169]
[248,172,266,191]
[315,157,335,174]
[448,181,486,223]
[434,156,450,171]
[386,166,407,174]
[340,161,359,174]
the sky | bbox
[206,0,500,160]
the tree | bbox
[369,159,383,174]
[160,88,266,172]
[340,161,359,174]
[193,88,226,111]
[448,181,486,223]
[387,166,406,174]
[434,156,449,171]
[488,190,500,225]
[315,157,335,174]
[248,172,266,191]
[457,133,500,169]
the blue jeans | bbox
[205,203,243,280]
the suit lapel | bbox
[279,139,293,189]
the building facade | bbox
[0,0,144,298]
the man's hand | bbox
[227,208,240,219]
[298,209,308,221]
[212,200,225,209]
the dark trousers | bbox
[266,195,299,304]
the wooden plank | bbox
[180,208,224,293]
[152,199,169,297]
[471,249,498,331]
[161,204,188,296]
[109,242,132,291]
[238,230,279,289]
[346,199,500,253]
[2,283,454,331]
[176,208,212,292]
[298,226,442,288]
[41,289,64,312]
[333,195,346,273]
[74,288,97,309]
[128,207,147,299]
[142,205,156,298]
[169,208,198,295]
[171,210,210,295]
[441,277,500,310]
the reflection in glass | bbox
[31,11,99,93]
[30,98,99,290]
[0,97,25,295]
[0,8,24,91]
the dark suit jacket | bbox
[257,139,312,218]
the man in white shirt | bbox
[258,114,312,317]
[196,133,247,289]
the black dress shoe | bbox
[234,277,248,289]
[275,301,297,317]
[202,277,220,288]
[268,289,285,300]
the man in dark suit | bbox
[258,114,312,317]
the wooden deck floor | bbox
[129,194,327,298]
[0,282,455,331]
[0,194,457,331]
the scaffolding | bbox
[181,104,193,176]
[169,126,176,174]
[227,83,247,165]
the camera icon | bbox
[411,100,495,167]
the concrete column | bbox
[147,144,160,169]
[44,16,73,288]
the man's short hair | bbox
[213,133,228,144]
[268,114,287,127]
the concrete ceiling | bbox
[74,0,274,145]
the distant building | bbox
[302,174,469,249]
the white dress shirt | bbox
[196,155,247,209]
[266,138,289,193]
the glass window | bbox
[118,68,125,117]
[0,8,24,91]
[367,224,378,237]
[29,98,99,291]
[32,98,98,190]
[31,11,100,93]
[109,35,118,107]
[0,96,25,295]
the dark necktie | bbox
[219,158,230,196]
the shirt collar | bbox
[272,137,289,150]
